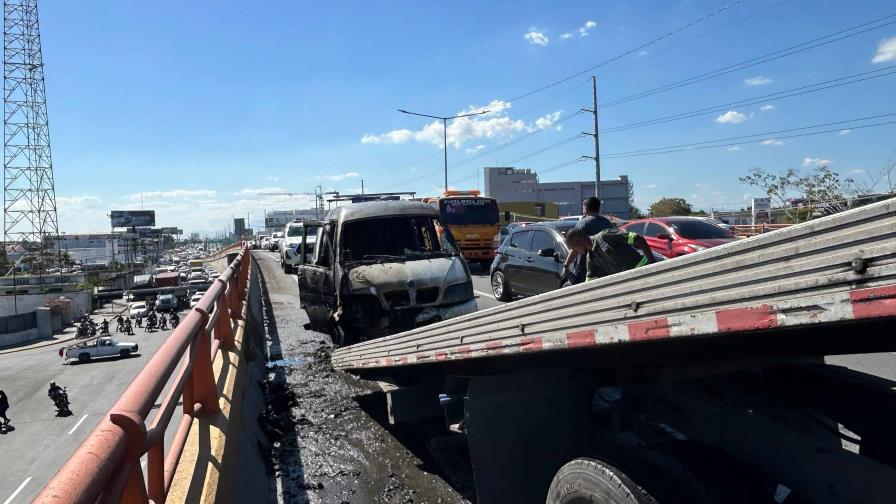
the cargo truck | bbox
[332,198,896,504]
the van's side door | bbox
[297,221,334,332]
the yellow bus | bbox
[424,190,500,270]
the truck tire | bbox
[491,271,513,301]
[78,353,90,363]
[332,323,359,347]
[119,349,131,359]
[547,458,657,504]
[478,260,491,272]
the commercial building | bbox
[233,218,246,240]
[265,209,320,231]
[51,233,124,266]
[483,167,632,218]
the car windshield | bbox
[341,216,458,262]
[669,220,732,239]
[286,226,303,237]
[439,198,499,226]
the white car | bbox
[129,302,150,318]
[189,292,205,308]
[280,221,312,274]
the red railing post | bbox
[147,442,165,501]
[214,280,234,349]
[188,315,220,417]
[108,411,150,504]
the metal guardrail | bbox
[35,245,252,503]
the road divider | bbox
[3,477,31,504]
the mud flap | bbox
[464,369,591,504]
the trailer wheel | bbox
[547,458,656,504]
[78,353,90,363]
[491,271,513,301]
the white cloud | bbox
[125,189,216,202]
[802,157,833,167]
[639,51,648,56]
[320,171,361,181]
[745,76,773,86]
[57,195,104,206]
[362,99,555,149]
[839,129,851,135]
[560,33,573,40]
[465,144,485,154]
[644,184,657,189]
[578,20,597,37]
[525,29,549,46]
[850,168,866,174]
[264,175,279,182]
[871,37,896,63]
[715,110,749,124]
[361,129,414,145]
[761,139,784,146]
[533,110,563,130]
[727,146,741,151]
[232,187,286,196]
[760,104,775,112]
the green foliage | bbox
[739,165,857,223]
[648,197,693,217]
[629,205,645,219]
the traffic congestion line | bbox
[2,477,31,504]
[67,414,88,435]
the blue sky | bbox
[40,0,896,234]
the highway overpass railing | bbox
[35,245,253,504]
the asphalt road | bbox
[0,307,188,504]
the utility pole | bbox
[581,76,602,200]
[361,179,365,195]
[398,108,490,193]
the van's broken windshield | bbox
[341,216,458,263]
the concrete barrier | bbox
[167,258,255,504]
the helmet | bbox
[50,381,56,387]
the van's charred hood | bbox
[345,257,468,293]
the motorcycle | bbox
[50,387,72,417]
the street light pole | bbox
[398,108,490,193]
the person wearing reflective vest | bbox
[565,227,656,281]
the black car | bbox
[489,221,576,301]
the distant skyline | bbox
[30,0,896,234]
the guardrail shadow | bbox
[250,260,310,503]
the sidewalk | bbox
[0,302,130,355]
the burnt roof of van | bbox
[326,200,438,221]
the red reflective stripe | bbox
[520,336,543,352]
[399,356,409,365]
[566,329,596,348]
[850,284,896,319]
[628,318,670,341]
[456,346,473,357]
[435,352,447,361]
[385,358,394,366]
[715,305,779,332]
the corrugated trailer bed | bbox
[333,197,896,372]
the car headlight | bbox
[443,281,473,304]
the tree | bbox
[648,197,693,217]
[629,205,645,219]
[739,165,857,223]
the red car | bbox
[620,217,736,258]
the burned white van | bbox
[296,200,476,346]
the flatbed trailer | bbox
[333,198,896,504]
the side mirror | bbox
[537,247,556,258]
[656,233,672,241]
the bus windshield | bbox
[439,198,499,226]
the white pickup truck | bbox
[61,336,139,363]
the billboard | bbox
[751,198,771,225]
[110,210,155,228]
[159,227,181,235]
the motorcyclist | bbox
[100,318,109,334]
[136,314,143,328]
[124,318,134,335]
[170,311,180,328]
[48,381,70,416]
[159,313,168,330]
[116,315,125,332]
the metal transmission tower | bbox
[3,0,58,252]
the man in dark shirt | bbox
[563,197,614,284]
[565,227,656,281]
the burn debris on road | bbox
[253,253,469,503]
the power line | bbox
[601,114,896,159]
[505,0,747,103]
[600,11,896,109]
[601,65,896,134]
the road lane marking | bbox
[3,477,32,504]
[474,290,494,299]
[67,414,88,435]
